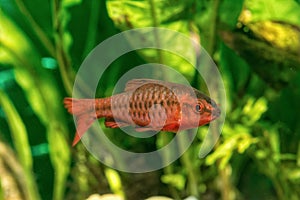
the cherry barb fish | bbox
[64,79,221,146]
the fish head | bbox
[180,89,221,129]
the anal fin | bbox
[135,126,158,132]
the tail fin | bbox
[64,98,97,146]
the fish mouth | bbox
[211,107,221,119]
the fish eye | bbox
[195,103,204,113]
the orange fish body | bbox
[64,79,221,146]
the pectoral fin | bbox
[104,118,129,128]
[134,121,179,133]
[162,123,179,132]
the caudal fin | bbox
[64,98,97,146]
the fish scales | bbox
[100,83,174,128]
[138,83,179,128]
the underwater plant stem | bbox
[265,159,287,200]
[219,164,233,200]
[55,41,74,95]
[0,178,3,200]
[178,132,199,197]
[51,0,75,95]
[159,133,181,199]
[0,115,41,200]
[0,141,25,199]
[14,0,56,57]
[206,1,235,200]
[206,0,220,55]
[104,168,126,199]
[1,40,54,118]
[82,0,100,59]
[148,0,165,78]
[272,176,285,200]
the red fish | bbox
[64,79,221,146]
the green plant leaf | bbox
[47,123,70,200]
[0,9,71,200]
[161,174,186,190]
[206,132,257,169]
[0,90,32,170]
[219,42,251,111]
[242,97,267,125]
[0,177,3,200]
[0,9,49,123]
[0,90,41,200]
[62,0,82,7]
[242,0,300,25]
[298,142,300,167]
[104,168,125,198]
[106,0,199,79]
[287,168,300,182]
[219,0,244,29]
[268,128,280,162]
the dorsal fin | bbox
[124,79,166,92]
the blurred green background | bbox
[0,0,300,199]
